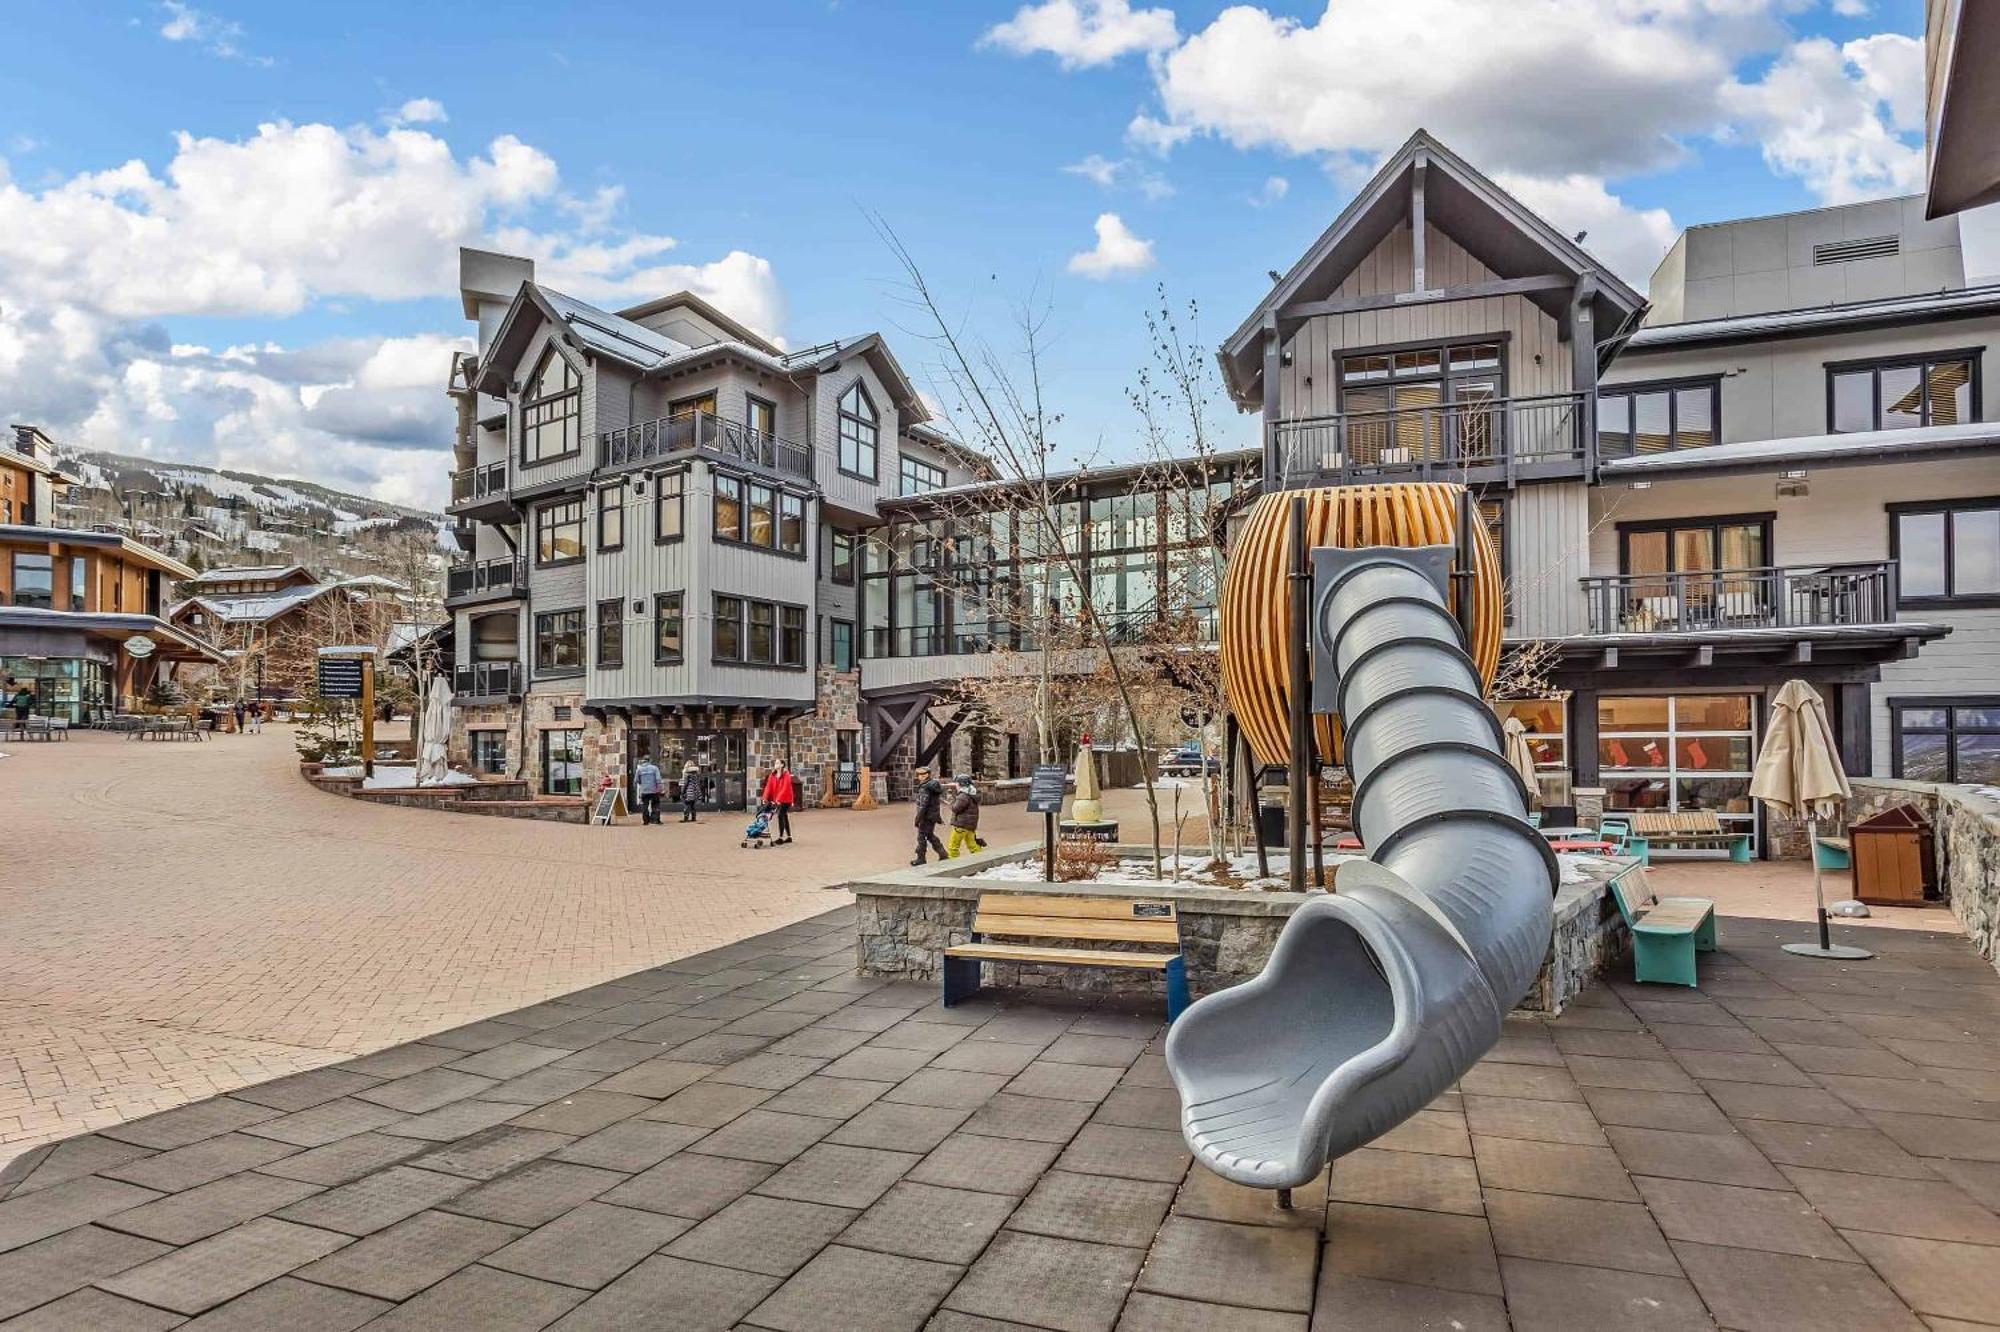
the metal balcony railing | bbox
[600,410,812,481]
[863,607,1219,658]
[444,557,526,602]
[1273,391,1588,487]
[1580,562,1898,635]
[449,461,508,507]
[452,661,523,700]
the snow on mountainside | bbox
[53,448,453,591]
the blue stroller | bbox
[741,802,775,849]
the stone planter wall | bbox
[843,845,1628,1015]
[300,767,588,823]
[1851,779,2000,971]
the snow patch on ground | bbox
[969,848,1617,889]
[321,764,477,790]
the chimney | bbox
[12,424,37,458]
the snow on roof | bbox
[1628,283,2000,348]
[190,563,311,584]
[1600,421,2000,477]
[540,286,798,380]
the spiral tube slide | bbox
[1165,545,1556,1191]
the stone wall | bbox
[1851,779,2000,972]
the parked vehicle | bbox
[1161,743,1220,777]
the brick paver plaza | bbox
[5,730,2000,1328]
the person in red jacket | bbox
[759,760,797,845]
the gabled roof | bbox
[1219,130,1647,406]
[783,333,927,417]
[0,524,196,579]
[617,290,781,356]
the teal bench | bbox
[1609,868,1717,988]
[1813,836,1851,871]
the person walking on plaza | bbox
[679,760,703,823]
[248,701,263,734]
[10,684,32,721]
[946,774,982,859]
[233,699,247,734]
[760,760,797,845]
[634,755,664,825]
[911,766,947,865]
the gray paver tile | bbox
[0,1176,163,1254]
[1306,1275,1503,1332]
[1496,1257,1711,1332]
[552,1118,708,1172]
[1634,1176,1857,1260]
[176,1276,389,1331]
[337,1044,463,1081]
[929,1041,1045,1077]
[548,1253,778,1331]
[552,1039,671,1074]
[1459,1062,1583,1102]
[672,1033,780,1065]
[1040,1033,1147,1068]
[909,1134,1063,1196]
[96,1217,352,1315]
[588,1057,714,1099]
[695,1109,841,1164]
[1327,1146,1483,1215]
[1734,1118,1937,1178]
[1054,1125,1189,1184]
[0,1224,170,1321]
[440,1160,624,1228]
[99,1171,321,1245]
[358,1263,585,1331]
[1673,1049,1817,1087]
[1605,1125,1789,1188]
[665,1194,858,1276]
[1577,1086,1735,1135]
[1008,1170,1172,1246]
[1674,1239,1923,1332]
[704,1052,830,1089]
[637,1080,775,1128]
[766,1027,877,1061]
[294,1208,522,1300]
[241,1098,409,1148]
[1472,1136,1639,1202]
[599,1151,776,1220]
[1864,1109,2000,1162]
[1484,1189,1679,1278]
[1462,1094,1609,1147]
[1841,1230,2000,1325]
[1559,1055,1699,1094]
[754,1244,962,1331]
[376,1098,525,1143]
[1171,1165,1326,1231]
[0,1288,187,1331]
[758,1076,893,1121]
[1137,1215,1317,1313]
[442,1042,572,1080]
[1002,1061,1124,1104]
[104,1133,300,1193]
[98,1098,280,1152]
[881,1069,1010,1110]
[253,1132,429,1186]
[232,1068,384,1114]
[825,1102,972,1153]
[837,1181,1015,1264]
[1781,1166,2000,1244]
[946,1229,1140,1332]
[474,1067,605,1106]
[483,1200,691,1290]
[411,1126,575,1181]
[962,1093,1095,1144]
[1117,1291,1308,1330]
[1699,1079,1868,1127]
[1090,1086,1182,1133]
[755,1144,918,1209]
[275,1166,472,1236]
[506,1091,655,1137]
[352,1068,497,1115]
[0,1136,154,1199]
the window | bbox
[1476,494,1507,626]
[828,618,854,670]
[1598,379,1719,456]
[713,475,743,543]
[900,454,947,495]
[535,498,584,566]
[597,483,624,552]
[542,729,584,796]
[781,605,806,668]
[713,595,744,662]
[1599,694,1758,851]
[747,483,776,548]
[830,530,857,584]
[1830,353,1979,432]
[655,471,684,542]
[837,382,879,478]
[1617,515,1770,626]
[1493,697,1569,806]
[1892,698,2000,784]
[10,553,52,609]
[1891,498,2000,605]
[470,730,507,776]
[534,609,585,676]
[522,347,581,463]
[746,395,776,437]
[69,558,86,609]
[595,599,623,670]
[670,390,717,421]
[779,493,805,556]
[748,601,776,664]
[654,593,683,663]
[1335,339,1506,465]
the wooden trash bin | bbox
[1849,804,1936,906]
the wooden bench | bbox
[1813,836,1851,871]
[943,893,1190,1021]
[1628,811,1751,862]
[1609,867,1717,987]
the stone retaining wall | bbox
[1850,779,2000,971]
[300,767,588,823]
[844,845,1627,1016]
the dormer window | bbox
[837,382,879,480]
[522,346,581,464]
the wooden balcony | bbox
[1580,563,1899,635]
[1272,391,1588,488]
[444,557,526,606]
[600,410,812,482]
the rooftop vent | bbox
[1813,235,1899,266]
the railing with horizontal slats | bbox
[448,461,507,506]
[1579,562,1898,634]
[444,557,526,602]
[451,661,523,700]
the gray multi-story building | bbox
[442,249,990,808]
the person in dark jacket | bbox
[911,766,947,865]
[634,756,664,824]
[679,760,703,822]
[946,776,982,859]
[10,685,33,721]
[759,761,797,845]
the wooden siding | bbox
[1506,482,1591,639]
[1278,222,1570,421]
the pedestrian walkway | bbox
[3,902,1996,1329]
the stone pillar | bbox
[1573,787,1606,828]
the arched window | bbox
[837,381,879,479]
[522,346,581,463]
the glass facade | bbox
[1599,694,1758,852]
[3,655,113,724]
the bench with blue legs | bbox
[943,892,1189,1021]
[1814,836,1851,870]
[1609,867,1717,988]
[1628,811,1751,863]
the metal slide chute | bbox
[1166,545,1556,1191]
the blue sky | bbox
[0,1,1956,506]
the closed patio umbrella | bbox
[1502,716,1539,805]
[416,674,452,787]
[1750,679,1869,960]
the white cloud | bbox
[1491,172,1680,289]
[1251,175,1289,207]
[981,0,1179,70]
[392,98,448,126]
[157,2,270,65]
[1067,212,1155,278]
[1722,33,1924,202]
[1831,0,1869,15]
[1125,114,1193,156]
[1061,153,1173,199]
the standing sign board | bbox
[593,778,627,826]
[317,647,376,778]
[1027,763,1068,880]
[316,657,365,699]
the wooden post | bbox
[1287,496,1310,895]
[361,655,376,780]
[1309,745,1325,888]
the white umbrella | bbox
[416,674,452,787]
[1502,716,1540,806]
[1750,679,1868,960]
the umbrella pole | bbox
[1809,816,1831,952]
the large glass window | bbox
[1891,499,2000,604]
[10,553,53,609]
[470,730,506,775]
[779,493,805,556]
[1830,353,1979,432]
[1892,699,2000,784]
[838,382,879,478]
[713,595,743,662]
[1599,694,1757,850]
[828,618,854,670]
[713,475,743,543]
[747,483,776,548]
[1618,516,1770,626]
[597,483,624,552]
[1598,379,1719,456]
[830,530,856,584]
[522,347,581,463]
[900,454,947,495]
[1494,697,1569,807]
[69,557,86,609]
[595,598,623,670]
[746,395,776,437]
[533,609,584,676]
[655,471,684,542]
[780,605,806,668]
[535,498,584,566]
[747,601,776,664]
[542,729,584,796]
[1337,339,1504,465]
[654,593,683,664]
